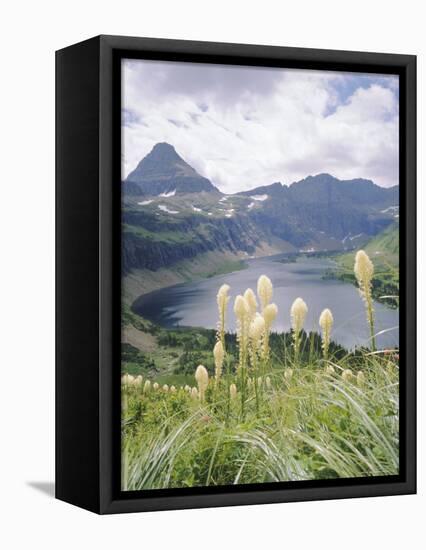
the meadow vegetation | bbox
[121,250,399,490]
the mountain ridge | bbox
[124,143,398,198]
[122,143,399,279]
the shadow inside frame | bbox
[117,474,403,501]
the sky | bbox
[122,59,399,192]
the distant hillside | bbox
[364,220,399,261]
[335,221,399,271]
[326,221,399,307]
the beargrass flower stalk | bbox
[143,380,151,393]
[234,295,250,418]
[284,368,293,382]
[229,383,237,400]
[354,250,376,351]
[357,371,366,387]
[250,313,265,343]
[257,275,273,312]
[184,384,191,392]
[266,376,272,389]
[325,364,335,375]
[122,373,134,387]
[249,313,266,414]
[342,369,354,383]
[195,364,209,403]
[170,385,176,393]
[291,297,308,363]
[153,382,159,391]
[244,288,258,321]
[308,330,316,364]
[216,284,231,352]
[134,375,143,387]
[213,340,224,386]
[162,384,169,393]
[262,303,278,362]
[319,308,334,360]
[191,387,198,400]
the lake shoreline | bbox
[131,253,399,350]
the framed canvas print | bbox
[56,35,416,514]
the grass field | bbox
[121,250,399,490]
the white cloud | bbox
[122,60,399,191]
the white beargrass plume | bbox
[122,374,135,389]
[291,297,308,362]
[284,368,293,382]
[184,384,191,392]
[265,376,272,389]
[244,288,258,321]
[249,313,265,350]
[319,308,334,360]
[153,382,159,391]
[257,275,273,312]
[262,303,278,361]
[234,294,249,319]
[216,283,231,352]
[257,376,262,387]
[213,340,224,385]
[342,369,354,383]
[191,387,198,400]
[357,371,366,387]
[143,380,151,393]
[229,383,237,400]
[170,385,176,393]
[162,384,169,393]
[195,364,209,403]
[325,364,335,375]
[234,295,250,372]
[354,250,376,351]
[134,375,143,387]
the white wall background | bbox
[1,1,423,548]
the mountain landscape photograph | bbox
[120,58,400,491]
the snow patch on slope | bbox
[159,189,176,197]
[250,194,269,201]
[158,204,179,214]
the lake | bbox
[132,254,399,350]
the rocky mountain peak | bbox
[124,143,219,195]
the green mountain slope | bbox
[327,222,399,307]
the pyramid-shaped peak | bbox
[150,142,180,157]
[125,143,219,195]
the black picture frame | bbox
[56,35,416,514]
